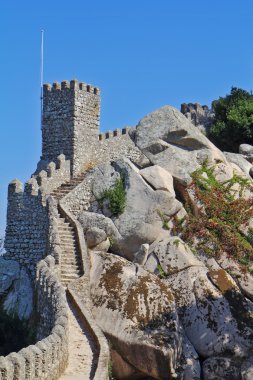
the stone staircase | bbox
[51,173,85,200]
[50,176,109,379]
[50,173,87,286]
[57,216,84,286]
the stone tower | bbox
[39,79,100,176]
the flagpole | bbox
[40,29,44,130]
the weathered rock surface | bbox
[89,250,183,379]
[133,243,149,266]
[215,253,253,301]
[78,211,122,242]
[146,236,204,275]
[202,357,241,380]
[139,165,175,195]
[239,143,253,159]
[145,238,253,361]
[241,356,253,379]
[134,106,227,185]
[85,227,107,248]
[224,151,252,177]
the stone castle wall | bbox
[0,256,68,380]
[4,179,48,273]
[58,127,142,217]
[181,102,214,133]
[4,154,71,273]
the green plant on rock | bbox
[101,177,126,215]
[157,209,170,230]
[108,360,116,380]
[157,264,167,279]
[173,162,253,272]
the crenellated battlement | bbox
[8,178,40,198]
[98,126,133,141]
[34,154,71,201]
[43,79,100,95]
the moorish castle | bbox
[2,79,141,379]
[2,78,251,380]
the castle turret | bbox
[39,79,100,176]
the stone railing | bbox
[0,255,68,380]
[47,196,62,268]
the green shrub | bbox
[209,87,253,152]
[173,162,253,272]
[101,177,126,215]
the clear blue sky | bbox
[1,0,253,234]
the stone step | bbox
[58,226,74,230]
[61,249,78,255]
[61,251,79,257]
[61,254,80,260]
[58,219,70,225]
[59,233,75,238]
[61,254,78,260]
[58,230,74,234]
[59,234,75,240]
[61,249,77,255]
[61,262,80,269]
[60,239,76,245]
[53,191,70,195]
[61,273,80,281]
[60,239,77,248]
[53,187,72,191]
[61,245,77,256]
[60,241,76,247]
[60,242,76,248]
[61,265,81,272]
[61,269,81,276]
[58,229,74,234]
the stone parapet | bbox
[43,79,100,95]
[0,256,68,380]
[99,126,132,141]
[4,179,48,272]
[34,154,71,202]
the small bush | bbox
[209,87,253,152]
[173,162,253,272]
[101,177,126,215]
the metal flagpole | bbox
[40,30,44,130]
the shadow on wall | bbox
[0,301,35,356]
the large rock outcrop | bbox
[89,251,183,379]
[90,158,184,260]
[133,106,227,186]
